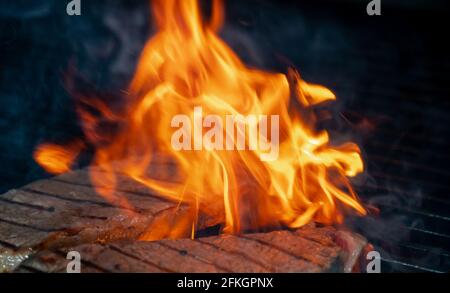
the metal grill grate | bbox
[338,44,450,273]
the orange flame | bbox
[34,141,83,174]
[35,0,366,238]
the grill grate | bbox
[283,2,450,273]
[341,51,450,272]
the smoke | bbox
[0,1,151,192]
[0,0,55,19]
[219,0,448,272]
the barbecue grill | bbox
[0,0,449,273]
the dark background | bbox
[1,0,449,272]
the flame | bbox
[34,141,83,174]
[35,0,366,238]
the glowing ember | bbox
[34,0,366,238]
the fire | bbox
[34,141,83,174]
[34,0,366,238]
